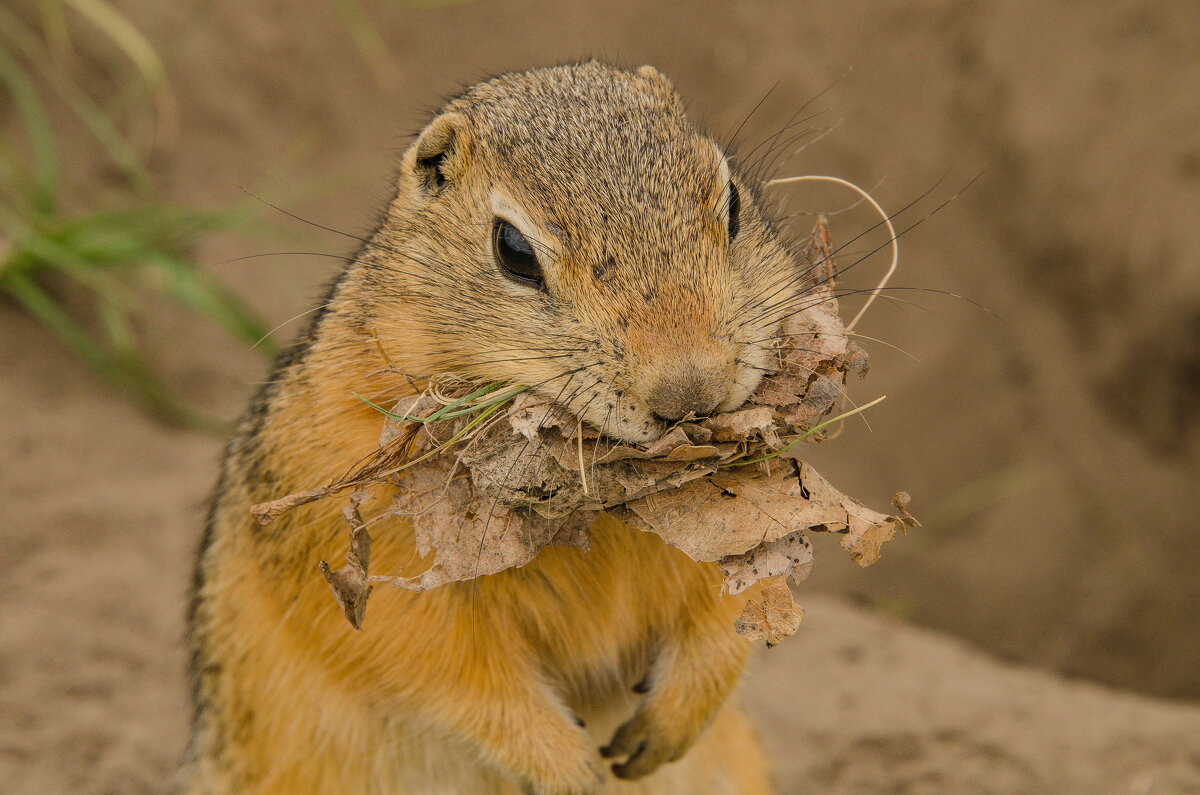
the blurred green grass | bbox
[0,1,271,430]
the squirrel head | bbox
[357,62,800,443]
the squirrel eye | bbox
[726,181,741,242]
[492,219,545,289]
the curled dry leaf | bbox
[733,577,804,647]
[719,531,814,597]
[253,218,912,644]
[317,499,373,630]
[892,491,921,528]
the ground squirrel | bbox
[184,61,800,794]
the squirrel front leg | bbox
[429,634,605,795]
[601,586,751,780]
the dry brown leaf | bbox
[703,406,778,445]
[719,530,814,596]
[252,487,336,525]
[733,577,804,647]
[256,219,911,645]
[892,491,921,528]
[317,500,373,630]
[384,452,594,590]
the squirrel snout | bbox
[645,363,729,422]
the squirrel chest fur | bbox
[184,62,798,794]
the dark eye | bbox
[726,182,741,242]
[492,219,545,289]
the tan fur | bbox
[184,62,801,794]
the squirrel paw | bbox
[600,702,701,780]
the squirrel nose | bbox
[646,364,727,422]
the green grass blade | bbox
[97,296,136,352]
[438,385,528,418]
[0,4,152,190]
[0,44,58,211]
[2,269,223,430]
[143,252,274,348]
[355,382,526,424]
[722,395,888,468]
[355,393,411,422]
[2,270,104,367]
[425,382,506,421]
[61,0,165,88]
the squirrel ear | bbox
[412,112,470,193]
[635,64,675,92]
[634,65,685,114]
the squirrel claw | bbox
[605,710,688,780]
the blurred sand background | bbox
[3,1,1199,792]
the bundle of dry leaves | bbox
[253,219,917,645]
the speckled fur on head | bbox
[356,61,796,442]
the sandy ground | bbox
[3,0,1200,792]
